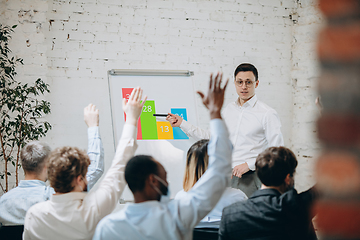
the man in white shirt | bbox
[167,63,284,197]
[0,104,104,226]
[23,88,147,240]
[93,73,233,240]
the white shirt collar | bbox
[236,94,258,108]
[50,192,86,202]
[18,179,47,187]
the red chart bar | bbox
[121,88,142,140]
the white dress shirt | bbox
[93,119,232,240]
[175,187,247,228]
[22,124,137,240]
[180,95,284,170]
[0,126,104,226]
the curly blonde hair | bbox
[47,146,90,193]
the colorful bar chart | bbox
[122,88,189,140]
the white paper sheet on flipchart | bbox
[108,73,199,201]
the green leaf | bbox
[0,24,52,181]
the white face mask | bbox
[152,175,171,204]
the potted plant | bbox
[0,24,51,193]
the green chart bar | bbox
[140,100,158,140]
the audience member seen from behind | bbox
[0,104,104,226]
[175,139,247,228]
[23,89,146,240]
[93,73,233,240]
[219,147,318,240]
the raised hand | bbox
[84,104,99,128]
[166,113,183,127]
[197,73,229,119]
[123,87,147,126]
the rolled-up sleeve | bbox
[86,126,105,190]
[180,120,211,141]
[264,109,284,148]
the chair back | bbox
[0,225,24,240]
[193,227,219,240]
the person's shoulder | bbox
[105,208,127,222]
[282,187,315,202]
[98,211,121,227]
[95,211,126,238]
[225,101,236,108]
[26,200,49,218]
[30,199,49,209]
[222,196,248,215]
[223,188,247,200]
[220,201,246,224]
[279,188,317,214]
[255,99,277,112]
[254,100,281,122]
[0,187,18,200]
[174,189,186,200]
[279,188,308,206]
[0,185,32,202]
[223,101,237,112]
[99,209,127,230]
[281,188,299,197]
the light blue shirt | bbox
[86,127,105,190]
[93,119,232,240]
[0,126,104,226]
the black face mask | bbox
[153,175,169,196]
[152,175,171,203]
[160,181,168,196]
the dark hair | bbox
[21,141,51,175]
[47,146,90,193]
[125,155,159,193]
[183,139,209,192]
[255,147,298,187]
[234,63,258,81]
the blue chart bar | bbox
[171,108,189,140]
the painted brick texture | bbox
[0,0,322,196]
[290,0,324,191]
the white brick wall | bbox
[0,0,323,193]
[290,0,324,191]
